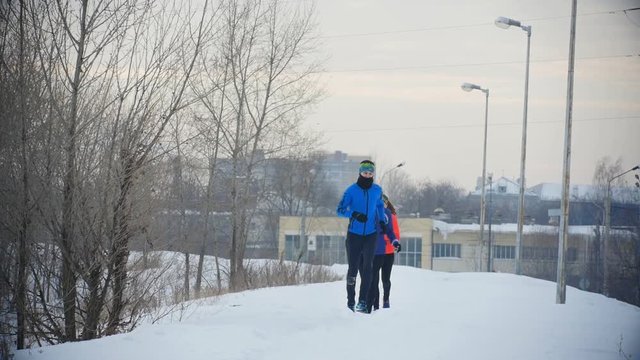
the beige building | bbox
[279,216,433,268]
[278,216,610,287]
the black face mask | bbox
[357,175,373,189]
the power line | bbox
[322,116,640,134]
[323,54,639,73]
[319,8,640,39]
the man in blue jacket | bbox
[336,160,387,313]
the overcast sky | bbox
[304,0,640,191]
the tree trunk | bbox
[229,163,239,291]
[213,224,222,293]
[15,0,30,349]
[82,262,103,340]
[59,0,92,342]
[183,252,190,301]
[195,241,206,297]
[195,166,213,297]
[106,155,134,335]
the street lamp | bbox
[603,164,640,295]
[379,161,406,187]
[495,16,532,275]
[461,82,489,272]
[487,173,494,272]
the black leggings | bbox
[367,253,395,308]
[345,232,377,306]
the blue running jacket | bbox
[336,183,386,236]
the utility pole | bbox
[487,173,494,272]
[556,0,577,305]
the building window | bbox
[498,185,507,193]
[493,245,515,259]
[433,243,461,258]
[523,246,553,260]
[284,235,302,261]
[312,235,347,265]
[522,246,577,262]
[395,237,422,268]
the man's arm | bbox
[336,189,353,218]
[376,191,386,224]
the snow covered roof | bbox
[431,220,634,240]
[470,176,536,197]
[528,183,598,201]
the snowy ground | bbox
[14,265,640,360]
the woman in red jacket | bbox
[367,194,401,311]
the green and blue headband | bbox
[359,161,375,174]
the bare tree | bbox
[193,0,322,291]
[190,22,228,295]
[31,0,152,341]
[392,177,466,218]
[190,114,225,296]
[0,0,216,345]
[2,0,324,349]
[167,114,203,301]
[0,0,42,349]
[103,0,212,335]
[592,156,640,304]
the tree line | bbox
[0,0,322,350]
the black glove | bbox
[379,221,388,234]
[392,240,401,253]
[351,211,367,223]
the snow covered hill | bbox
[14,265,640,360]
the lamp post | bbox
[487,173,494,272]
[379,161,406,187]
[603,165,640,295]
[461,82,489,272]
[495,16,532,275]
